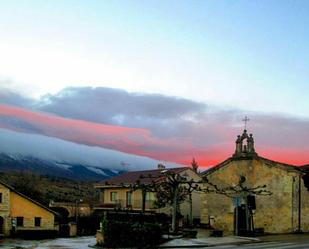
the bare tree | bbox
[154,171,200,232]
[202,175,272,197]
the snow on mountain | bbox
[0,128,180,180]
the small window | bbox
[0,193,2,203]
[16,217,24,227]
[35,217,41,227]
[146,192,155,201]
[110,192,118,202]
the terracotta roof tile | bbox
[98,167,189,186]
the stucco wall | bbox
[99,169,202,218]
[0,183,56,235]
[10,192,55,230]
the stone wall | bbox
[301,175,309,231]
[201,158,308,234]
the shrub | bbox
[102,219,162,248]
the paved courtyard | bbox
[0,236,96,249]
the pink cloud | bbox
[1,104,309,167]
[0,104,202,163]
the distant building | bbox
[0,179,58,237]
[49,201,91,218]
[200,129,309,235]
[94,166,202,221]
[48,201,92,237]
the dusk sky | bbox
[0,1,309,169]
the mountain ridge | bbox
[0,152,124,181]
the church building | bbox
[200,129,309,235]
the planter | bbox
[182,229,198,238]
[210,230,223,237]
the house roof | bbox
[202,155,302,177]
[0,179,58,216]
[95,167,190,187]
[301,165,309,172]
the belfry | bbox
[233,116,257,158]
[233,130,257,158]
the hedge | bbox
[102,219,163,248]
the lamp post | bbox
[75,199,83,236]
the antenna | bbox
[120,161,130,171]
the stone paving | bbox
[160,230,309,248]
[159,229,260,248]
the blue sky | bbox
[0,0,309,117]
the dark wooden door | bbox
[235,205,248,236]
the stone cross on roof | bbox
[242,116,250,130]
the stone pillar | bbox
[235,135,242,155]
[247,134,255,153]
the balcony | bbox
[94,199,156,211]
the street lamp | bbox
[75,199,83,235]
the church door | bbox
[234,205,248,236]
[0,216,4,234]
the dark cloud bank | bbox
[36,87,309,148]
[0,86,309,166]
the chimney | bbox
[157,164,166,170]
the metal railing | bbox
[95,199,156,210]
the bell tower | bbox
[233,116,258,158]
